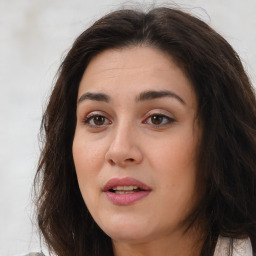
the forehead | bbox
[82,46,179,82]
[78,46,196,108]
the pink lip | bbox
[103,177,152,206]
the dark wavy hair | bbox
[34,6,256,256]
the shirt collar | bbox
[214,236,253,256]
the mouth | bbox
[110,185,144,194]
[103,177,152,206]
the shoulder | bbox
[214,236,253,256]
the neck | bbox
[112,227,204,256]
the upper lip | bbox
[103,177,152,192]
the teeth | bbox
[112,186,138,191]
[115,191,135,194]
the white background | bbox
[0,0,255,255]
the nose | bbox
[105,123,143,167]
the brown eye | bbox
[92,115,106,126]
[151,115,164,125]
[83,114,111,127]
[144,114,175,126]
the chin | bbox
[107,228,151,243]
[99,216,155,243]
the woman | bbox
[34,6,256,256]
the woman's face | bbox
[73,46,200,244]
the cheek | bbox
[148,130,198,174]
[72,133,107,196]
[73,132,106,171]
[147,129,199,204]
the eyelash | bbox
[83,114,111,128]
[143,113,175,127]
[82,113,175,128]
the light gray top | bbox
[22,253,45,256]
[20,237,253,256]
[214,236,253,256]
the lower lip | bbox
[104,191,151,206]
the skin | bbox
[72,46,203,256]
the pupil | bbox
[94,116,105,125]
[151,115,163,125]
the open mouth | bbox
[109,186,145,194]
[103,177,151,205]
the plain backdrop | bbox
[0,0,255,255]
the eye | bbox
[144,114,175,126]
[83,114,111,127]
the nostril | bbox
[109,159,115,166]
[126,158,135,162]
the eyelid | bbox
[144,109,175,120]
[84,110,107,119]
[82,111,112,127]
[142,110,176,126]
[81,109,175,129]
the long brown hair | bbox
[34,7,256,256]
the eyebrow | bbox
[78,92,110,104]
[77,90,185,105]
[136,90,185,105]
